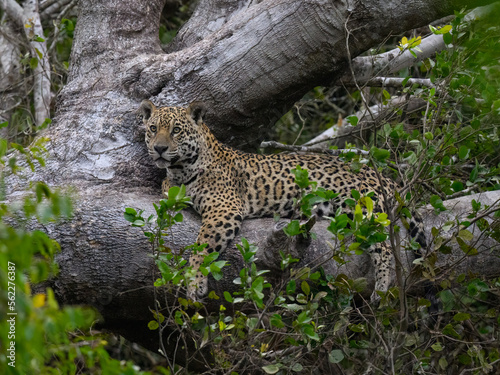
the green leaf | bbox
[442,324,461,339]
[224,291,233,303]
[30,57,38,70]
[301,281,310,296]
[364,196,373,217]
[328,349,345,364]
[453,312,470,322]
[351,189,360,201]
[33,35,45,42]
[291,363,303,372]
[430,24,452,35]
[443,30,453,43]
[424,132,434,140]
[430,195,447,212]
[148,320,159,330]
[431,342,444,351]
[262,365,280,374]
[284,220,302,237]
[458,229,473,241]
[346,116,358,126]
[270,314,285,328]
[451,181,464,192]
[469,166,479,182]
[0,138,7,158]
[458,145,470,160]
[439,357,448,371]
[292,165,311,189]
[35,48,43,59]
[302,324,319,341]
[297,311,311,324]
[208,291,219,299]
[370,147,390,162]
[286,280,296,294]
[61,18,74,31]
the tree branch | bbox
[304,97,426,147]
[260,140,369,156]
[0,0,25,25]
[0,0,51,126]
[41,187,500,371]
[23,0,51,126]
[341,33,446,85]
[341,4,497,85]
[343,77,435,89]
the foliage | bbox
[0,135,155,374]
[267,8,500,374]
[120,8,500,374]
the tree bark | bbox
[4,0,499,370]
[0,0,51,126]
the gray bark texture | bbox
[5,0,499,370]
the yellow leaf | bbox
[33,293,46,308]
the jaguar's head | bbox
[137,100,207,169]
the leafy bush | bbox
[122,9,500,374]
[0,135,153,374]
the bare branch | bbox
[39,0,76,20]
[260,141,369,156]
[304,97,426,147]
[343,77,435,89]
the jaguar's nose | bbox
[154,145,168,155]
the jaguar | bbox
[138,100,427,302]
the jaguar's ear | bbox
[186,101,207,126]
[137,100,156,124]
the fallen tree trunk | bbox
[39,187,499,370]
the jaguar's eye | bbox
[172,127,181,134]
[149,125,157,132]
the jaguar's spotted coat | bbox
[138,100,427,301]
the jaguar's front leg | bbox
[188,203,244,300]
[161,178,170,198]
